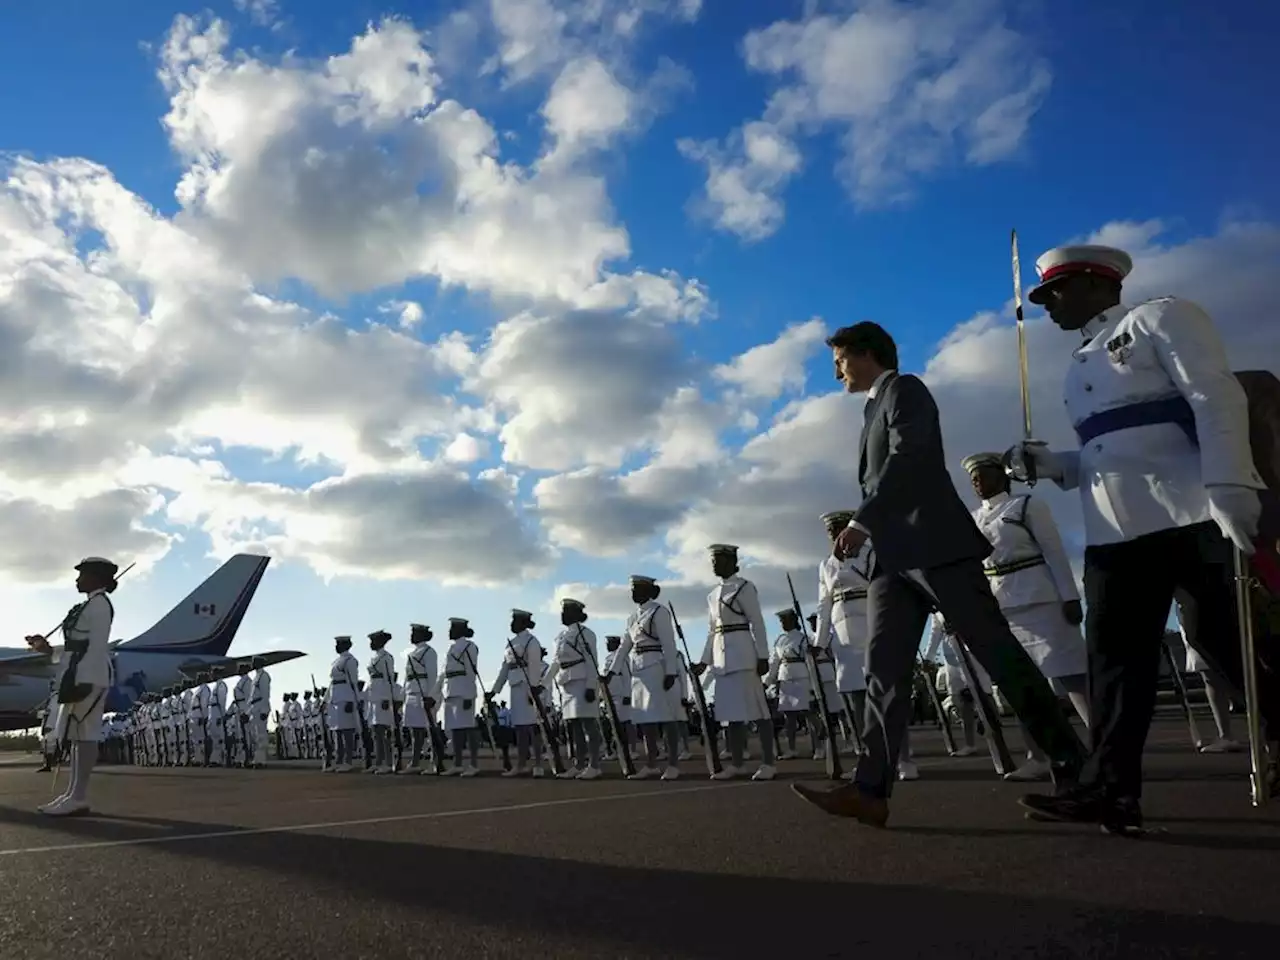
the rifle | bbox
[786,573,843,781]
[575,624,634,777]
[407,648,447,775]
[917,655,957,755]
[342,659,373,769]
[668,604,723,776]
[311,673,334,770]
[1161,641,1204,749]
[390,669,405,771]
[948,631,1015,776]
[504,636,567,776]
[464,647,511,771]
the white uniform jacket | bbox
[1054,298,1263,546]
[492,631,545,727]
[975,492,1079,609]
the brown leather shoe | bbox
[791,782,889,827]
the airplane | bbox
[0,553,305,730]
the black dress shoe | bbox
[1018,785,1106,823]
[1100,797,1145,837]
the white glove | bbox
[1206,484,1260,555]
[1004,441,1067,483]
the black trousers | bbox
[854,557,1086,799]
[1081,522,1279,799]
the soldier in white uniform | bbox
[545,598,604,780]
[25,557,119,817]
[438,617,481,776]
[402,623,439,772]
[179,683,195,765]
[489,610,548,778]
[37,682,58,771]
[327,636,360,772]
[767,608,818,760]
[804,613,841,763]
[1009,243,1277,834]
[697,545,777,781]
[249,656,271,767]
[366,630,397,774]
[962,451,1091,781]
[207,672,227,766]
[601,634,633,759]
[192,673,212,765]
[608,575,682,781]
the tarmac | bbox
[1,715,1276,960]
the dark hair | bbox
[651,584,662,598]
[825,321,898,370]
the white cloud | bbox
[444,432,490,463]
[683,0,1052,239]
[233,0,282,29]
[157,14,702,311]
[712,316,827,401]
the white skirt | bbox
[630,665,678,725]
[327,701,357,731]
[1005,602,1087,679]
[443,697,476,731]
[714,669,771,724]
[368,695,395,727]
[55,686,108,743]
[819,679,840,714]
[507,684,540,727]
[776,677,810,712]
[402,699,430,728]
[558,678,600,721]
[604,684,632,724]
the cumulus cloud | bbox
[682,0,1052,239]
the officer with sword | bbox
[1005,239,1278,831]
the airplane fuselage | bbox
[0,648,249,730]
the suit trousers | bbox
[1080,522,1279,800]
[854,557,1086,799]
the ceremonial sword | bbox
[1005,229,1039,486]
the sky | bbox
[1,0,1278,702]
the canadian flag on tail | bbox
[194,603,217,617]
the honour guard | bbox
[545,598,604,780]
[402,623,440,772]
[610,575,682,781]
[208,670,227,766]
[328,636,361,772]
[699,544,777,781]
[489,610,548,778]
[249,656,271,766]
[26,557,119,816]
[439,618,482,776]
[963,451,1091,781]
[1008,243,1277,832]
[367,630,397,774]
[767,608,817,760]
[601,634,633,758]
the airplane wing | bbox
[177,650,307,683]
[0,647,57,679]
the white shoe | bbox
[777,750,797,761]
[678,750,691,761]
[1198,738,1243,754]
[556,768,579,780]
[951,745,979,757]
[532,766,545,779]
[628,766,660,780]
[333,763,352,773]
[39,797,90,817]
[1002,758,1051,782]
[660,766,680,781]
[577,766,602,781]
[718,749,732,761]
[710,765,740,781]
[437,766,460,777]
[501,767,523,778]
[459,765,479,777]
[897,759,920,781]
[812,747,826,761]
[751,764,776,781]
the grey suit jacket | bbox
[854,372,992,575]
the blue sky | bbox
[2,0,1277,703]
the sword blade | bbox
[1012,228,1032,440]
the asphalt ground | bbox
[1,715,1276,960]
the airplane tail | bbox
[118,554,271,656]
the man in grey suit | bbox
[793,322,1085,827]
